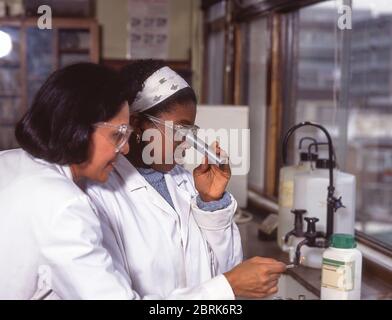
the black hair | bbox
[120,59,197,117]
[15,62,126,165]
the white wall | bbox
[96,0,202,97]
[96,0,194,60]
[96,0,129,59]
[3,0,197,61]
[183,105,250,208]
[4,0,203,104]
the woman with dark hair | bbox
[85,60,286,299]
[0,63,136,299]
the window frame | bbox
[202,0,392,267]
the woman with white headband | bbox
[84,60,286,299]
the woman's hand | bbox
[193,142,231,202]
[224,257,286,298]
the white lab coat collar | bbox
[113,155,190,219]
[112,155,149,192]
[169,169,188,188]
[113,155,189,191]
[114,155,182,218]
[55,164,74,181]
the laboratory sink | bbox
[238,274,319,300]
[262,274,319,300]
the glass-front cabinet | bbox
[0,24,22,149]
[0,18,99,151]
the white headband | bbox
[130,66,190,113]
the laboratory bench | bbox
[237,215,392,300]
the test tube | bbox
[184,133,227,165]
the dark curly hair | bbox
[120,59,197,117]
[15,62,126,165]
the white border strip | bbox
[357,243,392,271]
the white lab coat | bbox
[84,154,243,299]
[0,149,241,300]
[0,149,136,299]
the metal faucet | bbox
[293,218,328,265]
[282,121,345,266]
[283,209,306,245]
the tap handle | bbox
[304,217,319,234]
[330,196,346,212]
[291,209,307,221]
[291,209,307,216]
[291,209,306,232]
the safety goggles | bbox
[144,114,199,137]
[93,122,133,153]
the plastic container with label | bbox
[321,234,362,300]
[277,151,318,250]
[293,159,356,236]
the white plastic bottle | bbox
[293,159,356,236]
[277,152,317,250]
[321,234,362,300]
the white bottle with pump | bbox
[291,159,356,268]
[293,159,356,236]
[277,150,318,250]
[321,234,362,300]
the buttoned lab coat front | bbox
[85,155,243,299]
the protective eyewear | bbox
[94,122,133,153]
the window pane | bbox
[294,2,341,157]
[206,1,226,22]
[207,30,225,104]
[349,0,392,245]
[240,18,270,192]
[285,0,392,248]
